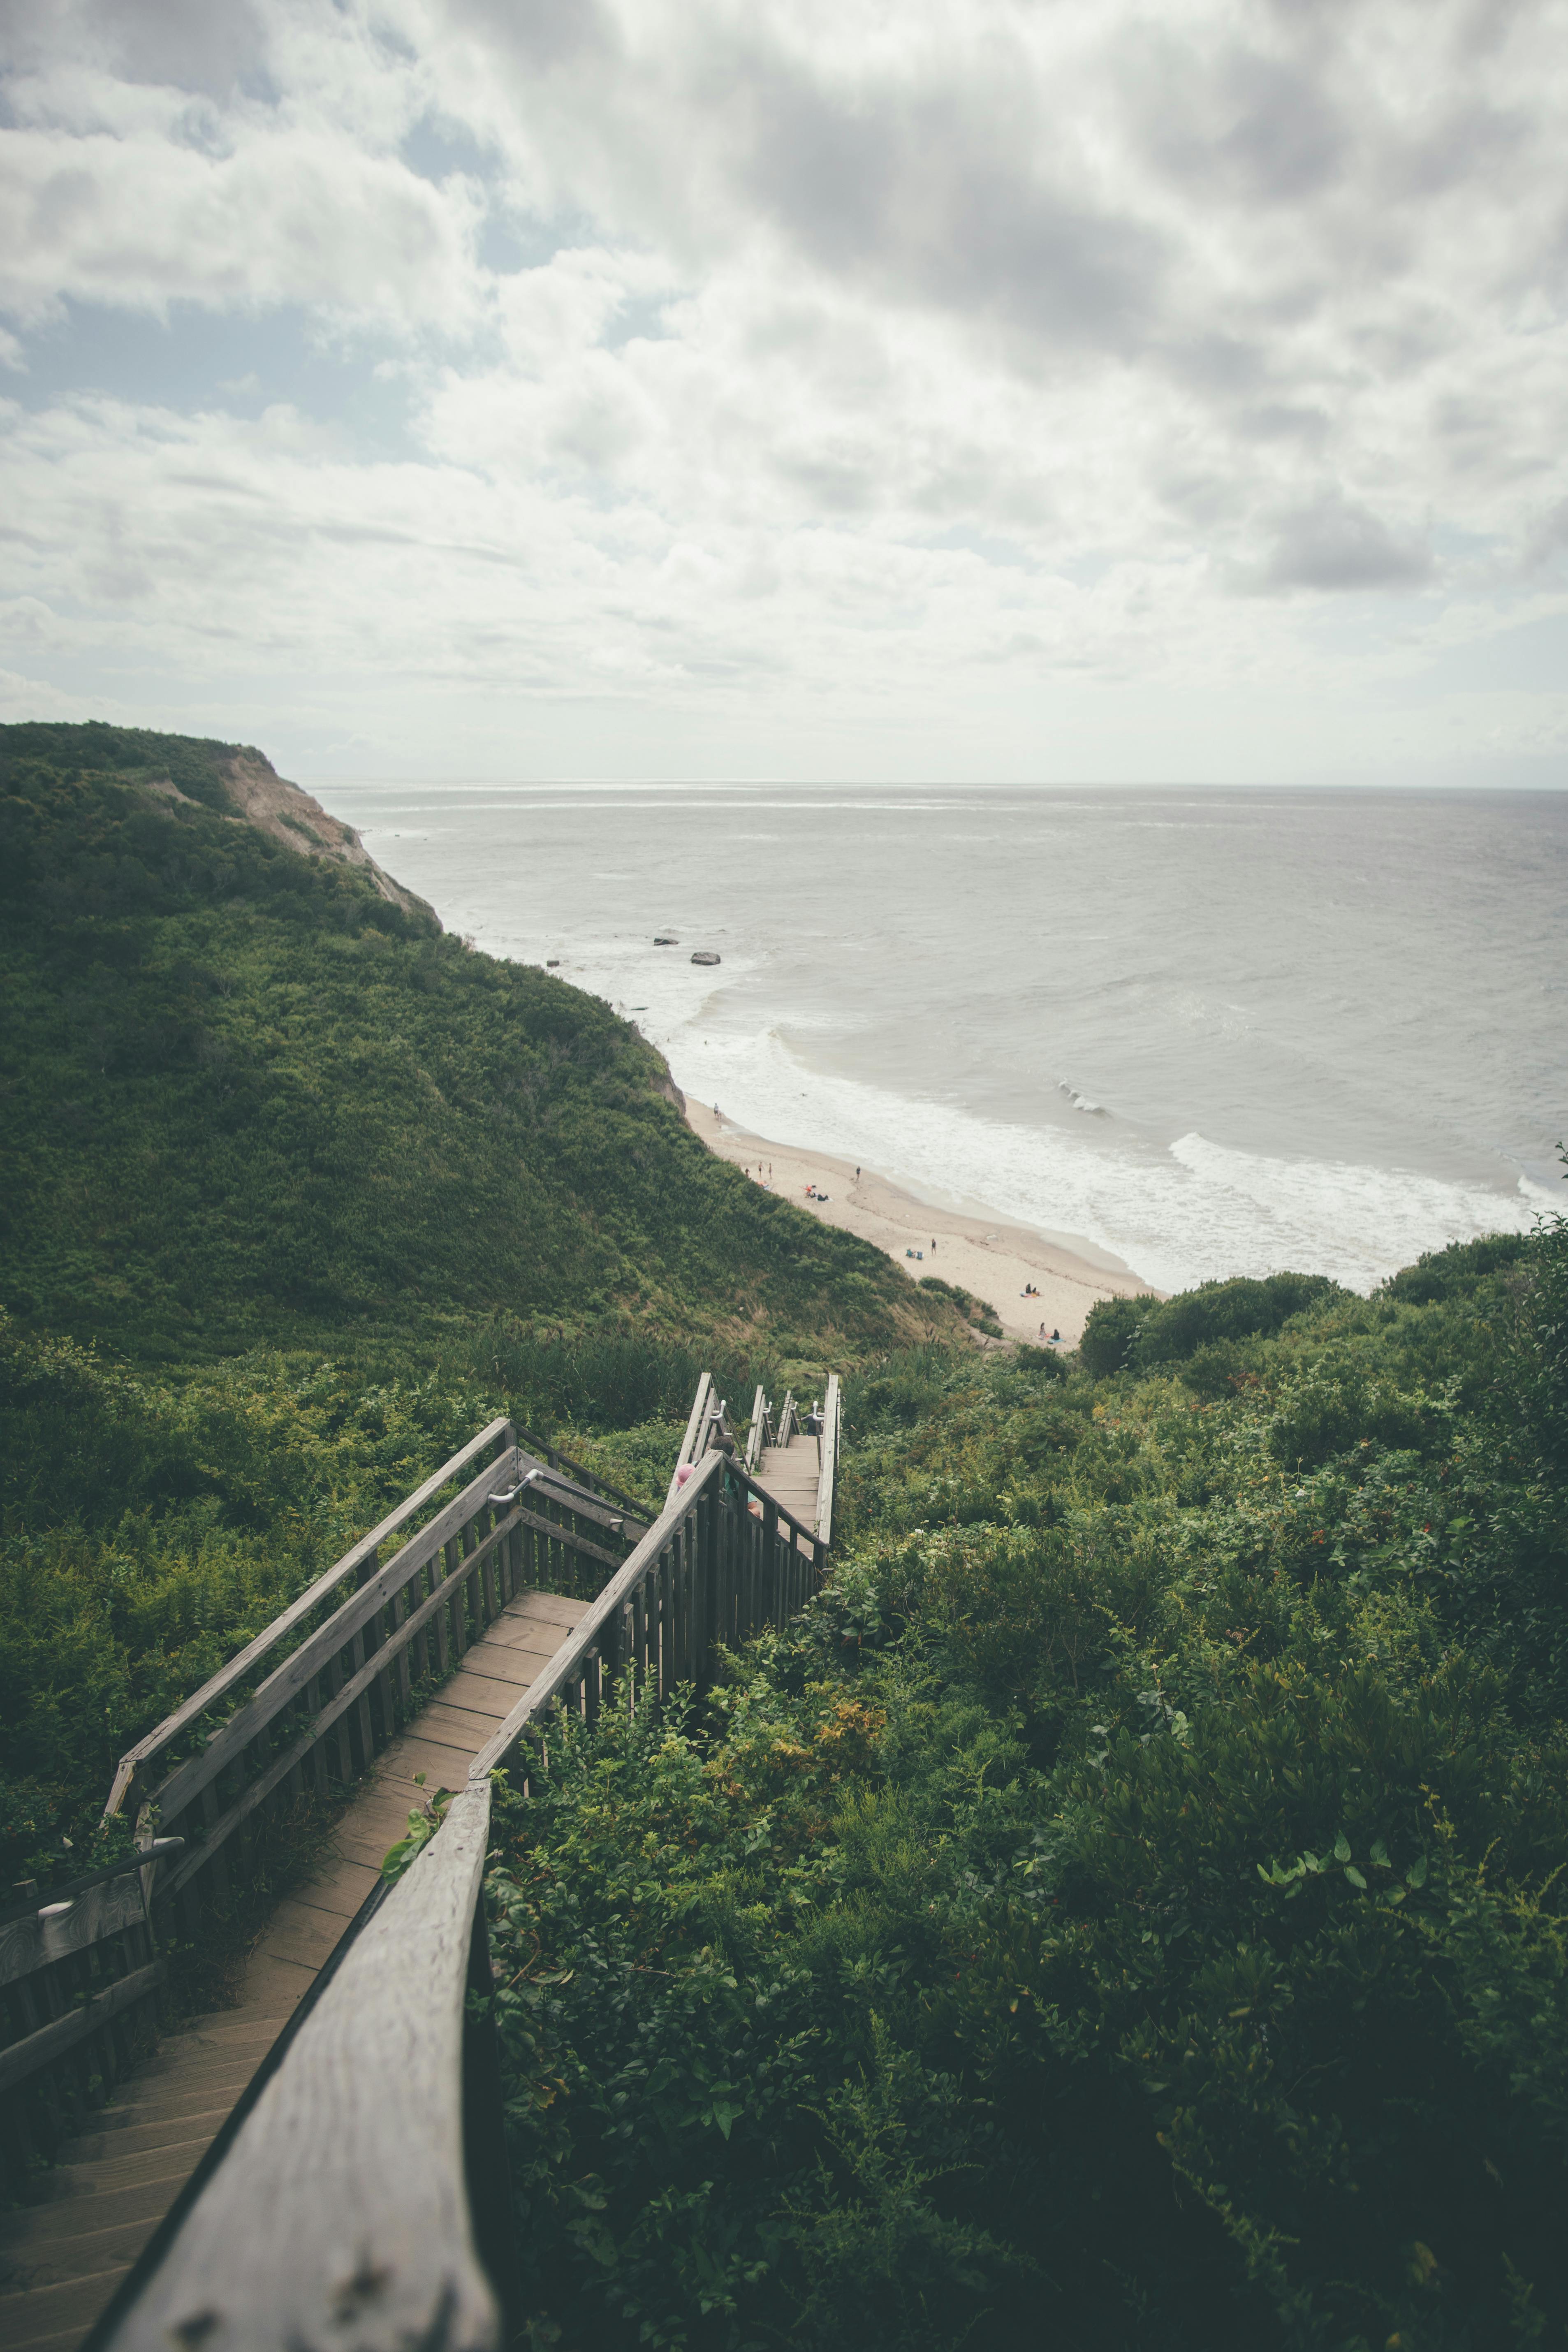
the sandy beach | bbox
[684,1101,1156,1344]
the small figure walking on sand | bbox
[1039,1322,1047,1340]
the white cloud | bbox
[0,0,1565,777]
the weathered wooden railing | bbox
[0,1841,185,2197]
[94,1434,831,2352]
[666,1369,735,1503]
[815,1371,843,1546]
[0,1420,645,2198]
[743,1383,772,1471]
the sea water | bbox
[323,782,1567,1295]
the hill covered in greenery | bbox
[0,721,950,1368]
[0,721,961,1881]
[487,1212,1568,2351]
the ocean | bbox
[323,782,1567,1295]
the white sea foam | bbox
[572,965,1543,1295]
[338,782,1567,1300]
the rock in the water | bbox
[546,957,560,966]
[654,934,679,945]
[690,950,721,966]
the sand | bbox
[684,1101,1157,1344]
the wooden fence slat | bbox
[0,1874,147,1989]
[0,1961,166,2097]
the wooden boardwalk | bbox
[0,1589,585,2352]
[750,1433,824,1529]
[747,1374,839,1543]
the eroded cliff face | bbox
[143,747,440,927]
[220,751,440,925]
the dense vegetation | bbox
[488,1207,1568,2351]
[8,722,1566,2346]
[0,723,957,1883]
[0,722,938,1364]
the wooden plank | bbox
[0,1964,164,2098]
[0,1875,146,1991]
[514,1459,646,1539]
[103,1420,513,1817]
[508,1501,623,1574]
[743,1386,767,1474]
[446,1666,539,1713]
[666,1373,712,1509]
[815,1371,841,1545]
[102,1787,499,2352]
[504,1591,584,1631]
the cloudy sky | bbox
[2,0,1566,783]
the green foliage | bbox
[1078,1291,1143,1374]
[0,723,952,1363]
[1383,1232,1532,1308]
[489,1197,1568,2349]
[0,1312,500,1880]
[0,725,971,1887]
[1082,1273,1346,1379]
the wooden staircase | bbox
[0,1383,841,2352]
[0,1590,587,2352]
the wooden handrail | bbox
[743,1384,769,1473]
[104,1784,501,2352]
[469,1448,727,1780]
[815,1372,842,1547]
[666,1371,713,1506]
[102,1417,514,1820]
[512,1423,649,1521]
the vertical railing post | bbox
[763,1500,780,1628]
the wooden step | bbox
[0,2266,132,2352]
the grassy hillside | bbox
[487,1212,1568,2351]
[0,722,950,1367]
[0,721,961,1883]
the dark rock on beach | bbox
[655,934,679,945]
[690,950,721,966]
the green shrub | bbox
[491,1202,1568,2348]
[1078,1291,1144,1374]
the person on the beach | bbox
[1052,1329,1061,1344]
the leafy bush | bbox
[1078,1291,1144,1374]
[490,1202,1568,2349]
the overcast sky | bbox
[2,0,1566,784]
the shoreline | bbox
[683,1100,1158,1343]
